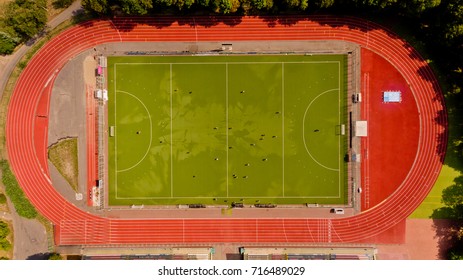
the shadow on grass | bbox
[430,175,463,259]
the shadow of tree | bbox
[431,175,463,259]
[26,252,52,260]
[434,109,449,165]
[105,15,244,34]
[176,15,243,27]
[308,15,379,32]
[431,218,463,259]
[258,15,308,27]
[441,90,463,171]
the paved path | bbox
[0,0,83,260]
[0,211,12,220]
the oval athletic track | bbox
[6,16,447,245]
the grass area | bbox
[409,165,461,218]
[0,160,37,219]
[48,137,78,192]
[107,54,347,206]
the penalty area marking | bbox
[302,88,341,172]
[114,90,153,173]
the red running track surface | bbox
[6,16,447,245]
[360,48,420,211]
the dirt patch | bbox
[48,137,79,192]
[83,55,96,86]
[0,0,12,6]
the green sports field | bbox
[107,54,347,206]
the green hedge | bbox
[0,221,11,251]
[0,160,37,219]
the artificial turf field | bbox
[107,54,347,206]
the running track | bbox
[6,16,447,245]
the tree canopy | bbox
[5,0,47,40]
[79,0,446,15]
[0,0,48,54]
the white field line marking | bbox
[115,61,340,65]
[282,219,289,242]
[338,61,341,198]
[115,90,153,173]
[108,19,123,42]
[282,62,285,196]
[226,63,229,197]
[111,60,344,201]
[302,88,340,172]
[114,194,341,200]
[114,64,118,198]
[170,63,174,197]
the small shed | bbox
[355,121,368,137]
[383,91,402,103]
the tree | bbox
[399,0,441,14]
[0,221,10,239]
[0,240,11,251]
[119,0,153,15]
[5,0,47,40]
[213,0,240,13]
[82,0,111,14]
[432,175,463,259]
[0,193,6,204]
[197,0,210,6]
[316,0,335,8]
[251,0,271,10]
[442,176,463,209]
[48,253,63,260]
[0,32,20,55]
[52,0,75,9]
[174,0,196,10]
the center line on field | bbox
[170,63,173,198]
[338,61,341,198]
[282,62,285,197]
[114,64,118,199]
[226,63,229,197]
